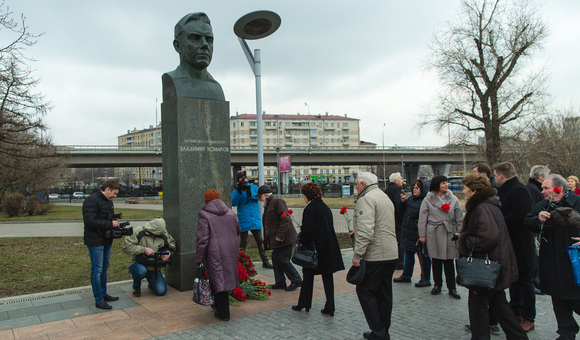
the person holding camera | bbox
[82,179,121,310]
[231,171,273,268]
[122,218,176,297]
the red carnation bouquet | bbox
[231,249,271,301]
[282,209,301,228]
[340,206,355,248]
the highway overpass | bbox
[57,145,480,170]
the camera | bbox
[136,250,172,268]
[104,221,133,238]
[112,213,123,219]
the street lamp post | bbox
[382,123,386,188]
[234,11,281,186]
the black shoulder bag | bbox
[455,237,502,290]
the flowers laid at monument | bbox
[230,249,270,301]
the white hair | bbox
[545,174,567,190]
[357,172,378,186]
[529,165,550,179]
[389,172,402,182]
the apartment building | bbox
[117,113,373,185]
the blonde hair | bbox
[568,175,579,188]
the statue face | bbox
[175,20,214,70]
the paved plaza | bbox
[0,249,561,340]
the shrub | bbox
[2,193,24,217]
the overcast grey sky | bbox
[7,0,580,146]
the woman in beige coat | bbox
[418,175,464,299]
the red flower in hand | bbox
[281,212,287,218]
[441,203,451,212]
[287,209,294,215]
[553,187,562,194]
[340,206,348,215]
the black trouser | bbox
[298,270,335,311]
[432,258,456,290]
[356,261,396,340]
[239,229,269,262]
[271,244,302,286]
[468,289,528,340]
[509,270,536,322]
[552,296,580,340]
[214,291,229,319]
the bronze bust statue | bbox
[163,13,225,101]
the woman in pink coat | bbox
[196,189,241,321]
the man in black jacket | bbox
[384,172,407,269]
[82,180,121,310]
[526,165,550,207]
[494,162,536,332]
[525,174,580,340]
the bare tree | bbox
[0,2,65,197]
[422,0,549,165]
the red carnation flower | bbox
[267,290,271,296]
[553,187,562,194]
[340,206,348,215]
[288,209,294,215]
[281,212,287,218]
[441,203,451,212]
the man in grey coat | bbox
[350,172,398,340]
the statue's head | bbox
[173,13,214,70]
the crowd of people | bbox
[82,163,580,340]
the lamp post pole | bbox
[234,11,281,187]
[382,123,386,188]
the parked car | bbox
[60,194,71,200]
[72,192,85,199]
[48,193,60,200]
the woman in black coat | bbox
[457,174,527,340]
[292,182,345,316]
[394,179,431,287]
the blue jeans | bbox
[401,250,431,280]
[87,245,111,303]
[129,263,167,296]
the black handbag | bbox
[291,242,318,269]
[455,237,501,290]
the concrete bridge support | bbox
[432,163,452,176]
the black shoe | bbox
[133,289,141,297]
[393,276,411,283]
[214,311,230,321]
[262,260,274,269]
[321,309,334,317]
[103,295,119,302]
[95,301,112,310]
[415,279,432,287]
[285,282,302,291]
[431,285,441,295]
[363,331,372,339]
[291,305,310,312]
[269,283,287,289]
[449,289,461,299]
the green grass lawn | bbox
[0,197,360,298]
[0,205,163,222]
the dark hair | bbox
[474,163,492,177]
[101,180,120,191]
[429,175,448,192]
[413,180,423,189]
[301,182,322,201]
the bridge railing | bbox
[57,144,478,153]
